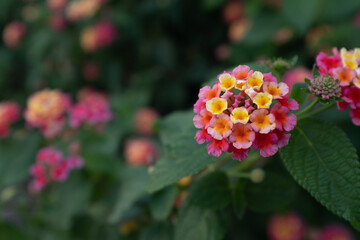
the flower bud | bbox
[268,212,305,240]
[308,75,341,101]
[124,139,158,166]
[250,168,265,183]
[3,21,26,49]
[135,108,159,136]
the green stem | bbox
[208,154,232,172]
[195,154,232,180]
[296,98,319,117]
[226,153,262,176]
[297,102,336,121]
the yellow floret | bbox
[219,73,235,91]
[253,92,272,108]
[231,107,249,124]
[247,71,263,90]
[354,77,360,88]
[206,97,228,114]
[341,48,357,69]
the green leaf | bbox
[108,167,149,223]
[187,171,231,210]
[44,175,92,230]
[282,0,321,33]
[147,111,219,193]
[232,180,246,220]
[0,133,41,189]
[140,222,173,240]
[280,119,360,230]
[321,0,360,20]
[149,186,178,220]
[174,206,226,240]
[0,222,28,240]
[289,83,308,105]
[244,172,297,212]
[242,13,285,45]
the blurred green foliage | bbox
[0,0,360,239]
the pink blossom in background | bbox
[47,0,68,12]
[95,21,117,48]
[272,28,293,44]
[222,0,243,25]
[317,224,354,240]
[228,19,251,43]
[3,21,26,49]
[69,88,112,128]
[66,0,101,22]
[267,212,305,240]
[215,44,231,61]
[124,139,157,166]
[135,108,159,136]
[29,146,83,193]
[354,10,360,28]
[80,21,117,52]
[0,102,20,138]
[24,89,70,138]
[48,15,67,31]
[283,67,311,89]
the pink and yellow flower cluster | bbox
[81,21,117,52]
[24,88,113,138]
[316,48,360,125]
[25,89,70,138]
[29,146,83,192]
[193,65,298,160]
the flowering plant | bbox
[1,0,360,238]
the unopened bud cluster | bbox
[308,75,341,101]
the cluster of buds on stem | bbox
[307,75,341,101]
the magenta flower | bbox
[29,147,84,193]
[271,103,297,132]
[69,88,112,129]
[317,224,354,240]
[0,101,20,138]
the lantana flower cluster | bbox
[316,48,360,125]
[193,65,298,160]
[69,88,112,129]
[24,88,113,138]
[24,89,71,138]
[0,102,20,138]
[29,146,83,192]
[81,21,117,52]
